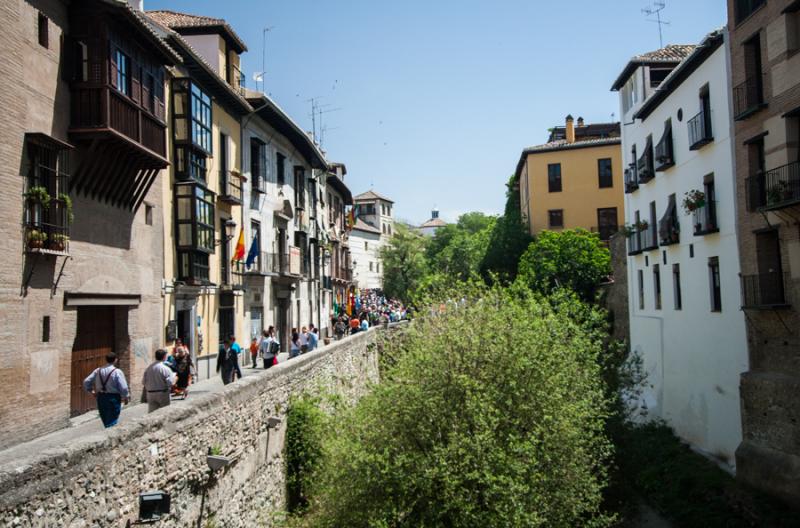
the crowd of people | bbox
[81,292,407,428]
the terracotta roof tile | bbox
[631,44,697,63]
[354,190,394,203]
[147,9,247,52]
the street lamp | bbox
[215,219,237,247]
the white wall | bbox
[350,229,382,289]
[620,34,749,467]
[182,34,222,76]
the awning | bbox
[65,293,141,306]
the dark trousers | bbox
[251,353,258,367]
[263,357,274,369]
[96,392,122,428]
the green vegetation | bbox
[288,284,616,528]
[479,175,532,282]
[285,394,328,514]
[380,223,429,304]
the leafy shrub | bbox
[299,284,615,527]
[285,394,328,514]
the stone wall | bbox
[600,232,630,347]
[0,327,393,527]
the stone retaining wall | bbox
[0,327,393,527]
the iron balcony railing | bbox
[658,214,680,246]
[25,194,71,255]
[733,74,765,120]
[688,110,713,150]
[627,232,642,255]
[218,170,242,204]
[624,167,639,194]
[692,201,719,235]
[741,272,789,309]
[641,225,658,251]
[747,161,800,211]
[654,128,674,171]
[637,147,655,184]
[241,251,275,275]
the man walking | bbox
[142,349,175,413]
[217,337,240,385]
[307,323,319,352]
[83,352,129,428]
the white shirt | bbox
[142,361,175,392]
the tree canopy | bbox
[380,223,429,304]
[479,175,532,283]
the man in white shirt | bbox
[142,349,175,413]
[299,326,309,354]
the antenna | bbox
[642,1,670,48]
[254,26,275,92]
[306,97,342,144]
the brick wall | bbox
[0,327,392,527]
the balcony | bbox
[218,170,242,204]
[733,74,765,120]
[70,87,167,159]
[692,202,719,235]
[741,272,790,309]
[658,214,680,246]
[627,232,642,256]
[637,147,655,184]
[241,252,274,276]
[624,167,639,194]
[688,110,713,150]
[746,161,800,211]
[654,127,675,171]
[25,221,70,256]
[641,225,658,251]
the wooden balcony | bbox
[218,170,242,205]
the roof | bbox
[420,218,447,229]
[548,122,620,142]
[513,137,621,181]
[146,10,247,53]
[97,0,180,64]
[610,44,697,91]
[352,218,381,234]
[244,89,329,170]
[143,17,252,116]
[634,29,725,121]
[354,190,394,203]
[326,173,353,205]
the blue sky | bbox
[147,0,727,224]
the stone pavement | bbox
[0,352,290,469]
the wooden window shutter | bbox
[130,61,141,103]
[109,45,118,88]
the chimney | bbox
[577,116,584,127]
[129,0,144,11]
[565,115,575,144]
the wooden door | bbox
[70,307,115,417]
[756,230,783,304]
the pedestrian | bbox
[307,323,319,351]
[229,334,243,381]
[82,352,129,428]
[216,337,239,385]
[172,345,194,395]
[361,317,369,332]
[142,349,175,413]
[259,327,279,368]
[249,337,259,368]
[334,317,346,340]
[299,326,309,354]
[349,315,361,335]
[290,329,301,358]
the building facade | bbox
[613,30,749,466]
[419,208,447,237]
[0,0,177,447]
[350,190,394,290]
[726,0,800,503]
[515,117,623,240]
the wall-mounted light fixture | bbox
[214,219,237,247]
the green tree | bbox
[516,228,611,302]
[380,223,428,304]
[299,285,615,528]
[480,175,532,283]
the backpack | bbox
[269,340,280,355]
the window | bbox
[638,270,645,310]
[548,209,564,228]
[621,73,640,114]
[649,67,671,87]
[548,163,562,192]
[596,207,618,240]
[377,262,380,273]
[365,241,369,251]
[73,40,89,82]
[653,264,662,310]
[708,257,722,312]
[143,73,156,114]
[219,132,229,189]
[735,0,765,24]
[695,174,718,235]
[787,5,800,53]
[24,137,71,252]
[42,316,50,342]
[598,158,613,188]
[145,204,153,226]
[388,224,392,235]
[115,49,130,96]
[382,224,387,234]
[250,138,266,193]
[294,167,306,208]
[219,292,235,344]
[673,264,682,310]
[175,182,215,282]
[369,262,373,272]
[172,79,212,182]
[276,153,286,185]
[37,12,48,48]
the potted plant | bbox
[50,233,69,251]
[766,181,790,205]
[619,224,638,237]
[634,219,649,232]
[27,229,47,249]
[682,189,706,214]
[206,445,232,472]
[58,193,74,224]
[25,186,51,207]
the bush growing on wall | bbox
[297,284,615,528]
[285,395,327,514]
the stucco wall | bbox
[0,327,394,527]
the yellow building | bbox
[148,11,251,379]
[515,116,623,240]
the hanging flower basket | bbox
[682,189,706,214]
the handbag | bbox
[272,356,278,366]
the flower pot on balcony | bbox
[27,229,47,249]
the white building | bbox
[241,90,346,348]
[419,208,448,237]
[612,29,748,467]
[350,190,395,290]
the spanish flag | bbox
[346,208,356,230]
[232,228,245,262]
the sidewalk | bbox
[0,353,289,469]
